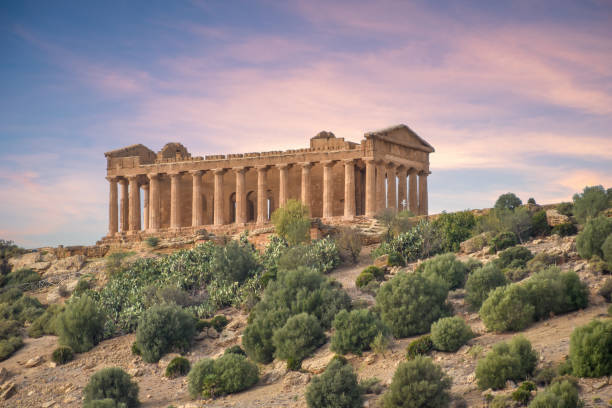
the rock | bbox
[364,354,376,365]
[41,401,55,408]
[260,370,284,385]
[0,382,16,400]
[128,368,143,377]
[45,255,86,276]
[282,371,311,389]
[301,344,334,374]
[206,327,220,339]
[8,252,41,271]
[0,367,9,385]
[24,355,44,368]
[374,255,389,268]
[593,380,607,389]
[48,362,57,368]
[546,209,570,227]
[30,261,51,271]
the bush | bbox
[573,185,610,224]
[372,219,443,264]
[56,295,105,353]
[271,199,311,246]
[431,211,476,253]
[211,240,259,283]
[105,251,133,277]
[576,215,612,259]
[376,272,450,338]
[557,202,574,217]
[406,335,434,359]
[224,345,246,356]
[370,332,391,356]
[272,313,325,368]
[552,223,578,237]
[0,335,23,361]
[3,268,40,288]
[83,399,127,408]
[28,304,63,338]
[494,246,533,270]
[598,278,612,302]
[0,294,44,323]
[144,236,159,248]
[495,193,523,211]
[479,284,534,332]
[533,367,557,386]
[603,234,612,267]
[187,353,258,399]
[331,309,388,355]
[464,258,483,272]
[531,210,551,237]
[569,319,612,377]
[74,277,95,296]
[382,356,452,408]
[528,379,581,408]
[355,271,375,289]
[490,231,518,253]
[475,336,537,390]
[512,381,536,405]
[242,266,350,363]
[211,315,229,332]
[83,367,139,408]
[336,227,363,264]
[524,268,588,321]
[387,252,405,267]
[417,253,469,290]
[277,238,341,275]
[430,316,473,352]
[305,357,363,408]
[135,304,196,363]
[465,263,507,310]
[165,356,190,378]
[52,346,74,364]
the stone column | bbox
[213,169,226,226]
[128,176,141,232]
[147,173,160,231]
[234,167,247,224]
[419,171,429,216]
[376,162,386,212]
[277,163,290,207]
[170,172,182,229]
[107,177,118,236]
[142,184,150,230]
[386,163,397,210]
[322,160,335,218]
[191,170,204,227]
[119,178,129,233]
[408,168,418,214]
[397,166,407,211]
[300,162,313,215]
[365,159,376,217]
[344,159,356,220]
[256,166,268,224]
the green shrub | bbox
[187,353,258,399]
[336,227,363,264]
[556,202,574,217]
[490,231,518,253]
[363,265,384,280]
[388,252,405,267]
[83,367,139,408]
[144,236,159,248]
[533,366,557,386]
[0,287,23,303]
[528,378,581,408]
[599,278,612,302]
[211,240,259,283]
[531,210,551,237]
[524,268,588,321]
[211,315,228,332]
[0,335,23,361]
[370,332,391,356]
[272,313,325,368]
[569,319,612,377]
[526,252,561,273]
[277,238,341,274]
[165,356,190,378]
[355,271,375,289]
[0,319,20,340]
[480,284,534,332]
[271,199,311,246]
[573,185,610,224]
[3,268,41,287]
[495,193,522,211]
[52,346,74,364]
[242,266,350,363]
[417,253,469,290]
[376,272,450,338]
[382,356,452,408]
[406,335,434,359]
[105,251,133,277]
[360,377,384,395]
[28,304,63,338]
[494,246,533,270]
[372,219,443,264]
[430,316,473,352]
[135,304,196,363]
[475,336,537,390]
[464,258,483,272]
[603,234,612,267]
[512,381,536,405]
[609,304,612,316]
[131,342,141,356]
[552,223,578,237]
[0,293,44,323]
[305,357,363,408]
[224,345,246,356]
[431,211,476,253]
[83,398,127,408]
[56,295,105,353]
[465,263,507,310]
[331,309,388,355]
[576,215,612,259]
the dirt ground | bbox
[2,237,612,408]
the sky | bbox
[1,0,611,248]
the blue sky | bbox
[1,0,611,248]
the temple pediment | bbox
[365,124,434,153]
[104,144,156,164]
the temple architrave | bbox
[102,124,434,239]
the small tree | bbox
[475,336,537,390]
[576,215,612,259]
[331,309,389,355]
[432,211,476,253]
[271,199,311,246]
[83,367,139,408]
[336,227,363,264]
[601,234,612,267]
[465,263,507,310]
[479,284,534,332]
[211,240,259,283]
[56,295,105,353]
[528,379,581,408]
[187,354,258,399]
[417,253,469,290]
[306,357,363,408]
[272,313,325,369]
[382,356,451,408]
[569,319,612,377]
[495,193,522,211]
[430,316,473,352]
[573,185,610,224]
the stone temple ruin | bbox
[101,124,433,241]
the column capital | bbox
[213,168,227,176]
[127,174,140,181]
[419,170,431,176]
[408,167,419,175]
[118,177,128,185]
[105,176,119,182]
[168,171,184,178]
[299,162,313,169]
[385,162,397,169]
[255,165,269,172]
[343,158,356,165]
[232,166,248,174]
[275,163,292,170]
[321,160,336,167]
[189,169,204,176]
[141,183,149,190]
[147,172,160,180]
[396,165,408,174]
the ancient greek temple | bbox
[103,124,433,238]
